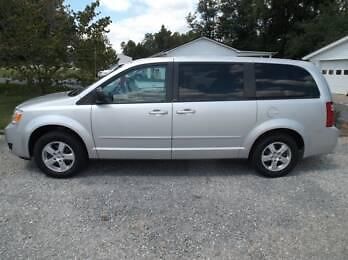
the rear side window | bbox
[178,63,245,101]
[255,63,320,99]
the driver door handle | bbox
[149,109,168,116]
[176,109,196,115]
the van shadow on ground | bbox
[24,154,339,179]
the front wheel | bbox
[33,131,88,178]
[251,134,300,178]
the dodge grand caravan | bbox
[5,57,339,178]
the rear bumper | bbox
[4,124,30,159]
[304,126,339,158]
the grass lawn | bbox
[0,68,19,78]
[0,83,70,129]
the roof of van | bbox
[129,56,312,67]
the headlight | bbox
[11,109,23,124]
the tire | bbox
[251,134,300,178]
[33,131,88,178]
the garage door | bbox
[320,60,348,94]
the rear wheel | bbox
[33,131,88,178]
[251,134,300,178]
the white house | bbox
[97,54,133,78]
[303,36,348,95]
[117,53,133,65]
[152,37,275,58]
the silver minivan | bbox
[5,57,339,178]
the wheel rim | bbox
[41,141,75,173]
[261,142,292,172]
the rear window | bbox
[178,63,245,101]
[255,63,320,99]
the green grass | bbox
[0,68,19,78]
[0,83,69,129]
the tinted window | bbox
[178,63,245,101]
[329,70,334,75]
[322,70,327,75]
[101,65,167,104]
[336,70,342,75]
[255,63,320,99]
[344,70,348,75]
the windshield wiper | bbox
[68,88,84,97]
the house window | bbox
[328,70,334,75]
[322,70,327,75]
[344,70,348,75]
[336,70,342,75]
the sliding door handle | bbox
[176,109,196,115]
[149,109,168,116]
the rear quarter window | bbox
[255,63,320,99]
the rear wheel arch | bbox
[28,125,88,158]
[248,128,305,159]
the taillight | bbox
[326,102,335,127]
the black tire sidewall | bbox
[33,132,87,178]
[252,134,299,178]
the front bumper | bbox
[5,123,30,159]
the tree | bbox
[187,0,220,38]
[72,0,117,82]
[121,25,198,59]
[121,40,151,59]
[0,0,75,91]
[0,0,117,91]
[187,0,348,58]
[216,0,264,50]
[285,1,348,58]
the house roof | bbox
[151,36,276,57]
[303,35,348,60]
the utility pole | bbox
[94,44,97,80]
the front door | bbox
[91,63,172,159]
[172,62,257,159]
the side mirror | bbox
[95,88,110,105]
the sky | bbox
[65,0,198,52]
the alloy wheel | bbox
[261,142,292,172]
[41,141,75,173]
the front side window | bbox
[100,65,167,104]
[255,63,320,99]
[178,63,245,102]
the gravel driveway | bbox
[1,136,348,259]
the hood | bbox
[17,92,72,110]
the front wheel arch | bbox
[29,125,88,158]
[33,130,88,178]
